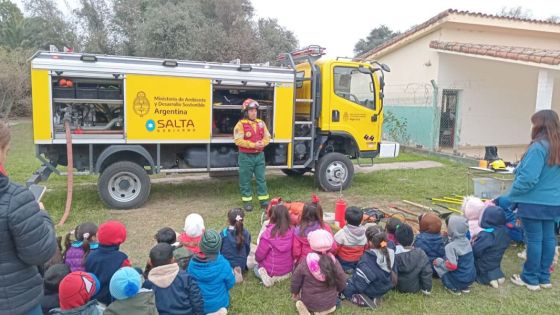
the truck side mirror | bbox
[358,66,372,74]
[381,63,391,72]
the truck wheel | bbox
[281,169,307,176]
[315,153,354,191]
[98,161,151,209]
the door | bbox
[330,65,379,152]
[439,89,459,148]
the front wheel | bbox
[315,152,354,191]
[98,161,151,209]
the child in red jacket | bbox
[334,206,367,273]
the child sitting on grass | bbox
[255,204,294,287]
[179,213,205,258]
[220,208,251,283]
[188,230,235,315]
[291,229,347,315]
[394,223,432,294]
[385,217,402,251]
[463,196,486,240]
[414,213,446,276]
[433,215,476,295]
[154,227,191,270]
[41,263,71,314]
[472,206,510,288]
[144,243,203,315]
[49,271,104,314]
[293,199,334,265]
[63,222,98,272]
[105,267,158,315]
[333,206,367,273]
[343,226,397,310]
[85,220,131,305]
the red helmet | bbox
[242,99,259,111]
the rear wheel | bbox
[98,161,151,209]
[281,168,307,176]
[315,152,354,191]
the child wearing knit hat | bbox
[188,230,236,315]
[143,243,203,315]
[414,213,446,277]
[104,267,158,315]
[291,229,347,315]
[179,213,205,258]
[49,271,104,314]
[394,223,432,294]
[85,220,131,306]
[41,264,71,314]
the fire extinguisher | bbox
[335,198,347,228]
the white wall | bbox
[438,53,539,147]
[552,73,560,114]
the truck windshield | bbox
[333,66,375,110]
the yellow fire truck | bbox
[28,46,391,209]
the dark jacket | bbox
[85,245,128,305]
[104,290,159,315]
[41,288,60,314]
[291,254,347,313]
[343,249,396,299]
[0,174,57,315]
[187,254,235,314]
[144,263,203,315]
[220,227,251,270]
[48,300,103,315]
[395,248,432,293]
[472,206,510,284]
[414,232,445,264]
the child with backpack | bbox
[63,222,99,272]
[343,226,397,309]
[220,208,251,283]
[291,229,347,315]
[394,224,432,294]
[143,243,203,315]
[255,204,294,287]
[293,199,334,265]
[333,206,367,273]
[472,206,510,288]
[414,213,446,276]
[433,215,477,295]
[188,230,236,315]
[105,267,158,315]
[85,220,131,305]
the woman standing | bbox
[0,121,57,315]
[509,110,560,291]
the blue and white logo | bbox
[146,119,156,132]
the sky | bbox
[14,0,560,58]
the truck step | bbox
[295,99,313,103]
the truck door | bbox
[329,65,379,154]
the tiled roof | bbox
[360,8,560,59]
[429,41,560,66]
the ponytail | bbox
[62,231,73,260]
[228,208,245,250]
[366,226,397,286]
[318,253,337,288]
[381,246,398,286]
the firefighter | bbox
[234,98,271,211]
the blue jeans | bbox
[521,218,557,285]
[24,304,42,315]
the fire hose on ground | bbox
[57,120,74,226]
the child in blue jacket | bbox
[414,213,446,276]
[220,208,251,283]
[433,215,476,295]
[144,243,203,315]
[188,230,236,315]
[472,206,510,288]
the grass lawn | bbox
[5,121,560,315]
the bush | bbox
[383,111,410,144]
[0,47,32,118]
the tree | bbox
[255,18,297,63]
[22,0,78,50]
[498,6,533,19]
[74,0,115,54]
[0,47,32,118]
[354,25,400,57]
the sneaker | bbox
[540,283,552,289]
[490,280,499,289]
[446,288,461,296]
[510,274,540,291]
[358,294,380,310]
[461,289,471,294]
[498,277,506,285]
[258,267,274,287]
[233,267,243,284]
[243,202,253,212]
[295,300,311,315]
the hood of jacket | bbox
[147,263,179,288]
[367,248,395,273]
[396,249,425,273]
[448,215,469,241]
[340,224,366,244]
[479,206,506,229]
[49,300,101,315]
[188,254,231,282]
[262,224,294,252]
[463,196,486,221]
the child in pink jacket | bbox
[293,200,335,265]
[255,204,294,287]
[462,196,486,240]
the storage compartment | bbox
[53,87,75,99]
[472,177,513,199]
[265,143,288,166]
[98,87,122,99]
[379,142,400,158]
[183,145,239,168]
[76,86,98,99]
